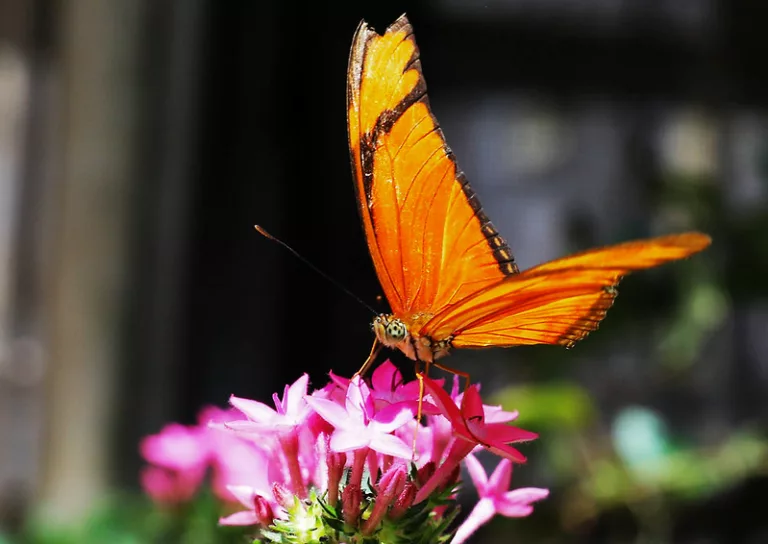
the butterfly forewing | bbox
[347,15,517,318]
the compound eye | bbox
[385,320,407,342]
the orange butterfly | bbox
[347,15,710,373]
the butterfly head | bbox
[372,314,409,348]
[372,314,452,362]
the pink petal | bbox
[449,375,461,400]
[218,420,271,435]
[285,374,309,415]
[330,429,370,452]
[398,379,443,412]
[197,405,239,425]
[141,465,199,504]
[485,443,527,464]
[450,497,496,544]
[372,404,414,433]
[226,485,260,509]
[463,454,489,494]
[211,442,271,501]
[397,381,422,401]
[483,405,519,423]
[417,399,443,416]
[229,396,277,422]
[460,386,485,421]
[218,419,297,436]
[358,376,377,418]
[422,377,464,426]
[477,422,538,444]
[487,458,513,493]
[369,432,413,459]
[273,386,288,414]
[397,420,433,462]
[314,378,346,406]
[219,511,261,526]
[496,487,549,517]
[371,360,401,392]
[345,377,367,419]
[327,371,350,391]
[140,427,204,470]
[305,396,353,429]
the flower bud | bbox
[279,431,306,498]
[272,482,292,509]
[376,462,407,498]
[388,481,416,520]
[253,494,274,526]
[363,464,407,535]
[342,483,362,527]
[326,450,346,507]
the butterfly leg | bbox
[412,360,431,457]
[431,361,472,393]
[355,338,382,377]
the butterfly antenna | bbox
[255,225,378,315]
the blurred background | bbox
[0,0,767,542]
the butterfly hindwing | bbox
[421,233,711,348]
[347,15,518,318]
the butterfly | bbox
[347,15,710,373]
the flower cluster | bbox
[140,405,271,505]
[140,361,548,543]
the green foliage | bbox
[492,383,597,431]
[591,430,768,503]
[260,490,330,544]
[15,491,249,544]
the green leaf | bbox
[492,383,596,430]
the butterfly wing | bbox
[421,233,711,348]
[347,15,517,318]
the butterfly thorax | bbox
[372,314,452,362]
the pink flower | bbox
[197,406,272,503]
[208,432,272,503]
[214,374,316,498]
[139,423,209,504]
[140,465,201,504]
[423,378,537,463]
[305,375,413,459]
[141,423,209,471]
[395,419,434,465]
[429,377,519,463]
[140,369,548,540]
[197,405,241,425]
[451,454,549,544]
[368,360,441,415]
[222,374,312,436]
[415,378,538,504]
[330,362,441,416]
[219,485,275,527]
